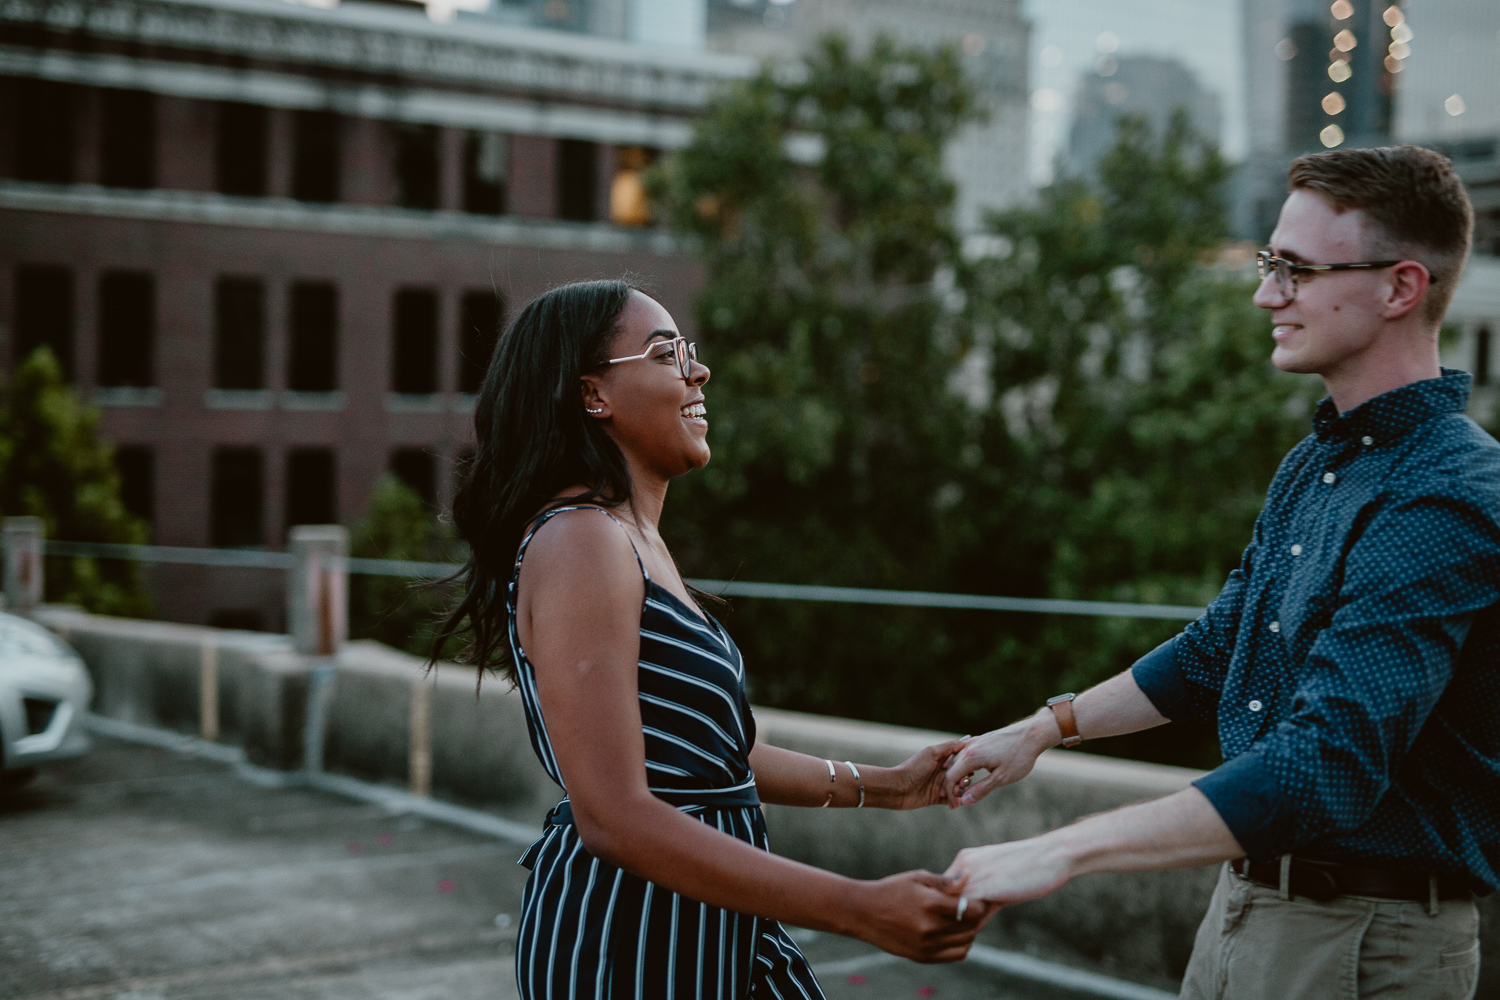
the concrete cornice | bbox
[0,0,755,110]
[0,180,686,255]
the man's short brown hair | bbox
[1287,145,1473,323]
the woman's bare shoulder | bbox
[520,506,642,595]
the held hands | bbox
[944,837,1072,908]
[850,870,991,963]
[940,710,1056,808]
[886,738,973,809]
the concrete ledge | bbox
[30,606,1500,993]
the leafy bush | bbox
[349,475,465,660]
[0,347,151,616]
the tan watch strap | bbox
[1047,693,1083,747]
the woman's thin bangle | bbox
[844,761,865,808]
[820,758,836,807]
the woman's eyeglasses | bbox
[1255,251,1409,302]
[607,336,699,381]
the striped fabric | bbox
[507,506,825,1000]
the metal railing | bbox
[33,538,1205,622]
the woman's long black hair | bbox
[431,279,637,686]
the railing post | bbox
[287,525,348,657]
[409,676,432,798]
[3,516,45,613]
[289,525,347,774]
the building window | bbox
[463,132,508,215]
[97,272,154,388]
[288,282,338,391]
[292,111,340,203]
[14,79,75,184]
[609,146,656,226]
[458,290,503,393]
[390,447,436,507]
[210,447,263,547]
[285,447,337,532]
[13,264,74,380]
[1477,327,1492,387]
[100,90,156,190]
[216,103,269,197]
[393,124,440,210]
[392,289,439,394]
[114,445,154,531]
[556,139,599,221]
[214,277,265,390]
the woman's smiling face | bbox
[582,290,711,479]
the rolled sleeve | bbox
[1131,638,1189,721]
[1193,746,1291,860]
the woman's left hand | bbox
[884,738,971,809]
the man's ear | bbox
[1382,260,1431,321]
[580,374,610,418]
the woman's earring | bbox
[586,406,604,415]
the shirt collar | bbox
[1311,368,1472,443]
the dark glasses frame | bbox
[1255,251,1413,301]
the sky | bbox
[1022,0,1246,186]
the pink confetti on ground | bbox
[346,841,363,853]
[438,879,456,893]
[847,973,867,985]
[377,832,394,846]
[916,989,936,998]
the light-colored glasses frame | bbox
[1255,250,1411,301]
[607,336,699,381]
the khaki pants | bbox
[1180,863,1480,1000]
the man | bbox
[941,145,1500,1000]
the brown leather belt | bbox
[1231,857,1470,904]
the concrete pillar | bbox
[3,517,45,612]
[286,524,347,656]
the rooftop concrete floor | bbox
[1,737,1088,1000]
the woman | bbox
[435,280,984,999]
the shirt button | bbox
[1322,472,1337,485]
[1269,621,1281,633]
[1361,436,1374,446]
[1248,700,1263,712]
[1290,544,1303,556]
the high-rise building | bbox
[461,0,708,49]
[1235,0,1402,240]
[704,0,1031,232]
[1067,56,1222,178]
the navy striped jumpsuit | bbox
[508,506,826,1000]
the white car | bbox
[0,611,92,788]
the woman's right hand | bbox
[846,870,989,963]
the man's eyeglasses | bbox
[607,336,699,382]
[1255,251,1408,302]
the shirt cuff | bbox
[1131,638,1189,721]
[1193,747,1291,862]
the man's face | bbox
[1255,189,1393,377]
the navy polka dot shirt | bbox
[1134,370,1500,890]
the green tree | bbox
[0,347,152,615]
[350,475,463,659]
[660,51,1318,765]
[653,35,989,719]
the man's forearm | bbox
[1056,787,1242,875]
[945,668,1171,805]
[948,787,1244,905]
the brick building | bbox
[0,0,750,628]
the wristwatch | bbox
[1046,693,1083,747]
